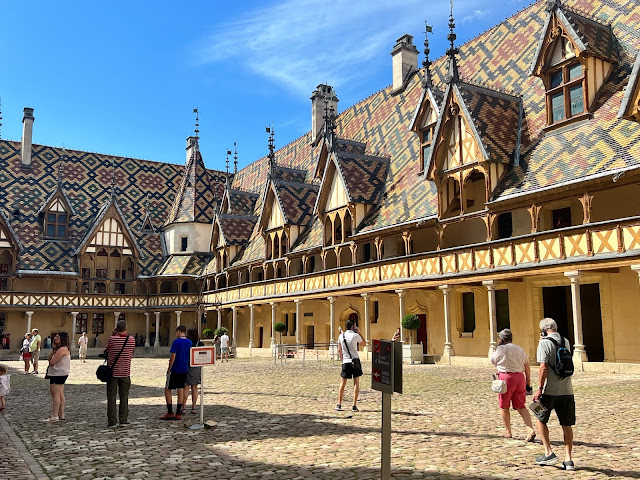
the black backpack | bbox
[544,336,574,377]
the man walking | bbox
[160,325,191,420]
[533,317,575,470]
[105,321,135,427]
[78,332,88,362]
[220,330,230,362]
[335,318,366,412]
[29,328,42,374]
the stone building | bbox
[2,0,640,369]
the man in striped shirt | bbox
[105,320,136,428]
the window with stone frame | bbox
[75,313,88,334]
[92,313,104,334]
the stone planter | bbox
[402,343,423,364]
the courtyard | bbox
[1,356,639,480]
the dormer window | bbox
[419,123,435,173]
[43,198,70,239]
[547,60,585,124]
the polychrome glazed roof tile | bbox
[218,214,258,245]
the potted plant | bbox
[274,322,287,357]
[401,313,423,364]
[202,328,214,339]
[214,326,228,337]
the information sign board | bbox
[190,346,215,367]
[372,339,394,394]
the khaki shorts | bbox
[31,350,40,363]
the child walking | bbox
[0,365,10,412]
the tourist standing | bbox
[29,328,42,374]
[183,328,204,414]
[105,321,135,427]
[533,317,575,470]
[490,329,535,441]
[335,318,366,412]
[220,331,230,362]
[0,364,9,411]
[21,333,32,374]
[160,325,191,420]
[78,332,88,362]
[44,332,70,422]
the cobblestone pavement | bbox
[0,356,639,479]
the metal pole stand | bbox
[189,366,205,430]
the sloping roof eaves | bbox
[0,208,23,251]
[618,51,640,118]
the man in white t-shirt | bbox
[220,332,230,362]
[78,332,88,362]
[335,318,367,412]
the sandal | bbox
[191,408,196,414]
[526,431,536,443]
[43,416,59,422]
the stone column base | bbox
[488,342,497,359]
[573,344,588,365]
[442,343,455,364]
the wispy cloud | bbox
[460,10,489,24]
[195,0,498,96]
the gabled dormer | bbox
[425,82,521,219]
[530,1,617,128]
[38,185,75,240]
[314,139,389,247]
[411,88,441,174]
[211,214,258,272]
[258,171,318,260]
[618,52,640,122]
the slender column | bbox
[175,310,182,329]
[144,313,151,347]
[439,285,455,359]
[25,311,34,333]
[216,308,221,330]
[328,296,336,343]
[248,304,255,351]
[270,302,277,348]
[483,280,498,358]
[361,293,371,359]
[70,312,79,349]
[231,306,238,346]
[294,300,302,344]
[565,271,588,363]
[154,311,160,349]
[113,311,120,330]
[395,290,407,342]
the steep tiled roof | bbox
[218,214,258,245]
[0,141,225,275]
[226,189,259,216]
[563,8,617,61]
[273,180,319,226]
[155,253,210,276]
[335,152,389,204]
[457,82,522,165]
[618,51,640,119]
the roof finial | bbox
[193,108,200,140]
[225,148,231,189]
[323,93,336,148]
[233,142,238,175]
[266,125,275,177]
[422,22,433,89]
[445,0,459,85]
[111,158,117,200]
[546,0,561,12]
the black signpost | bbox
[371,340,402,479]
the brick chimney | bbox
[21,107,35,168]
[311,84,338,139]
[186,136,197,164]
[391,34,418,93]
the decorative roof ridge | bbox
[561,4,613,28]
[335,137,367,147]
[336,150,391,163]
[218,213,258,221]
[618,51,640,119]
[272,178,320,190]
[36,184,77,216]
[457,81,522,102]
[229,188,259,197]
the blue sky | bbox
[0,0,531,172]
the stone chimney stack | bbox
[186,136,197,164]
[311,84,338,139]
[21,107,35,168]
[391,34,419,93]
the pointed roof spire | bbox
[445,0,459,85]
[225,148,231,190]
[266,125,275,178]
[233,142,238,175]
[422,22,433,89]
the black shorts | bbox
[341,360,363,379]
[539,394,576,426]
[49,375,68,385]
[166,372,188,390]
